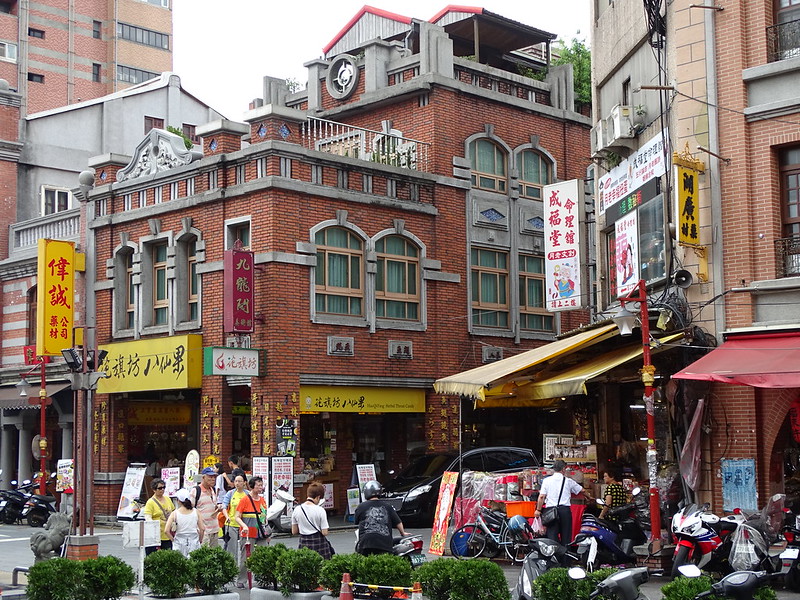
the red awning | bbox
[672,332,800,388]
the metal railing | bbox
[775,235,800,278]
[9,209,81,257]
[767,18,800,62]
[299,117,430,172]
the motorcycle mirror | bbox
[11,480,17,485]
[631,487,641,496]
[595,498,606,506]
[677,564,702,578]
[567,567,587,580]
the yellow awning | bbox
[476,332,684,408]
[433,323,619,400]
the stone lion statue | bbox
[30,512,71,562]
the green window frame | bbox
[518,254,554,332]
[519,150,552,200]
[469,139,507,193]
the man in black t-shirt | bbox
[354,480,407,555]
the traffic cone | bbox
[411,581,422,600]
[340,572,354,600]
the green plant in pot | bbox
[248,542,291,590]
[26,557,85,600]
[448,560,509,600]
[190,545,238,594]
[319,553,363,596]
[83,555,136,600]
[276,547,324,596]
[352,554,411,599]
[143,549,193,598]
[413,558,455,600]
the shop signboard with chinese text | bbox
[598,130,669,215]
[615,211,640,297]
[543,179,585,311]
[127,403,191,426]
[223,249,254,333]
[98,335,202,393]
[36,239,76,356]
[203,346,263,377]
[252,456,270,480]
[429,471,459,555]
[674,151,705,248]
[300,386,424,413]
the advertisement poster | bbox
[721,458,757,512]
[252,456,270,480]
[615,211,639,298]
[271,456,294,501]
[322,483,335,510]
[276,418,298,457]
[429,471,459,555]
[161,467,181,497]
[56,458,74,492]
[543,179,584,312]
[183,449,199,489]
[117,465,146,519]
[356,464,377,500]
[346,487,361,515]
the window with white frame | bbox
[185,177,195,196]
[235,164,245,185]
[139,190,147,208]
[154,186,163,204]
[175,234,200,324]
[471,247,509,328]
[42,186,71,214]
[114,249,136,332]
[0,41,17,62]
[208,169,218,190]
[375,235,420,320]
[519,150,552,200]
[315,227,364,316]
[518,254,553,332]
[256,158,266,178]
[469,139,507,193]
[124,194,132,211]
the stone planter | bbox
[251,589,327,600]
[144,592,240,600]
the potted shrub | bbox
[26,557,85,600]
[83,555,136,600]
[448,560,509,600]
[352,554,411,599]
[319,553,363,597]
[252,547,325,600]
[412,558,454,600]
[249,543,291,591]
[531,567,619,600]
[189,546,238,595]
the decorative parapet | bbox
[116,128,202,182]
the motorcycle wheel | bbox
[671,544,695,579]
[786,566,800,592]
[450,524,486,559]
[27,511,47,528]
[1,508,16,524]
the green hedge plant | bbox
[319,553,364,596]
[277,547,325,596]
[353,554,411,599]
[83,555,136,600]
[449,560,509,600]
[661,573,776,600]
[248,543,290,590]
[412,558,454,600]
[143,549,192,598]
[26,557,85,600]
[189,545,238,594]
[530,567,619,600]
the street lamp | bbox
[612,279,662,546]
[16,357,51,495]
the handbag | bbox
[300,505,335,556]
[541,475,566,526]
[248,495,270,540]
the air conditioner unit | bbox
[605,104,635,146]
[590,120,608,156]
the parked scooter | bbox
[568,565,652,600]
[572,487,649,571]
[679,564,784,600]
[780,523,800,591]
[670,502,744,577]
[0,479,36,525]
[266,486,296,534]
[354,530,426,566]
[513,536,579,600]
[22,472,58,527]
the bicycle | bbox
[450,505,533,562]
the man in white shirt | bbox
[534,459,586,553]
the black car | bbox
[383,446,539,526]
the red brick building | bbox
[82,7,593,516]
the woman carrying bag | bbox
[234,476,270,589]
[141,478,174,555]
[291,481,334,559]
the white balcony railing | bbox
[8,209,81,258]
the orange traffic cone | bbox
[340,572,354,600]
[411,581,422,600]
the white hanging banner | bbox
[271,456,294,501]
[117,465,146,519]
[544,179,585,312]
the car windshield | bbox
[396,454,455,479]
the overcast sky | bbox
[172,1,590,120]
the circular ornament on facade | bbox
[326,54,360,100]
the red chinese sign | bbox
[223,249,255,333]
[36,239,75,356]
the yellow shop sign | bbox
[98,335,203,393]
[299,386,425,413]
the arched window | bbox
[375,235,420,320]
[315,227,364,316]
[469,139,507,192]
[519,150,553,200]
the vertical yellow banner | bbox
[676,165,701,247]
[36,239,75,356]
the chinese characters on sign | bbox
[203,347,263,377]
[36,239,76,356]
[615,212,640,298]
[223,249,255,333]
[721,458,757,512]
[543,179,584,312]
[299,386,425,413]
[276,418,297,457]
[271,456,294,501]
[673,152,705,247]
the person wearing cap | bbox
[193,466,221,547]
[165,488,204,557]
[141,477,174,555]
[534,459,586,553]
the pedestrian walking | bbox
[234,475,270,588]
[165,488,204,557]
[141,477,174,555]
[291,481,333,559]
[192,466,221,547]
[534,459,587,560]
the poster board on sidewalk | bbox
[271,456,294,501]
[117,465,146,519]
[56,458,74,492]
[161,467,181,497]
[356,464,377,501]
[429,471,458,555]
